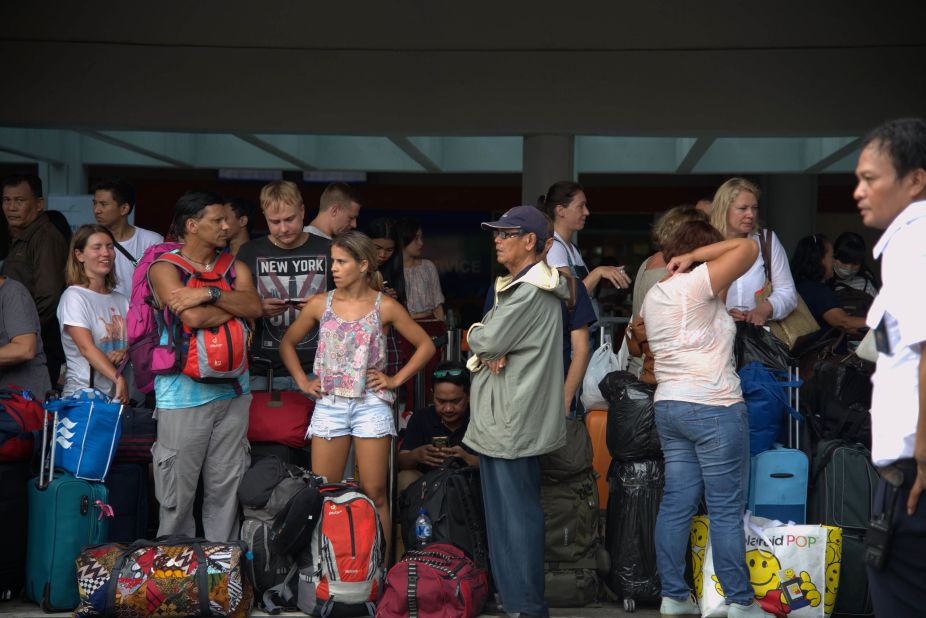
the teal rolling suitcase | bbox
[25,407,110,611]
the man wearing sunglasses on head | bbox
[397,360,477,491]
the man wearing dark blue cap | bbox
[464,205,570,618]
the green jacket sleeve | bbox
[468,283,542,361]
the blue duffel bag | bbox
[739,361,801,457]
[45,389,123,481]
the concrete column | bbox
[36,132,86,195]
[521,135,575,205]
[760,174,818,257]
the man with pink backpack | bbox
[145,191,262,542]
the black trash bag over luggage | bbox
[800,358,873,449]
[734,322,791,372]
[605,459,664,605]
[600,371,661,463]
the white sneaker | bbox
[660,595,700,615]
[727,601,775,618]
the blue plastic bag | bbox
[46,389,123,481]
[738,362,801,456]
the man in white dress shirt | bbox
[855,117,926,617]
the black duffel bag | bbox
[600,371,661,463]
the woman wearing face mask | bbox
[709,178,798,326]
[831,232,880,296]
[791,234,867,338]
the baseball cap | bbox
[481,205,549,244]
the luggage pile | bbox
[387,457,491,617]
[599,370,664,612]
[725,323,878,618]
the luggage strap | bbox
[407,562,418,618]
[106,539,215,617]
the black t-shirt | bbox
[237,234,332,375]
[401,405,474,473]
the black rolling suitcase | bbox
[104,461,149,542]
[0,461,30,600]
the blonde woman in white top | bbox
[710,178,798,326]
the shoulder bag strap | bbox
[113,241,138,266]
[758,229,773,282]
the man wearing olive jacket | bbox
[464,205,569,618]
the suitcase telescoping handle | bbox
[37,406,58,489]
[250,355,281,405]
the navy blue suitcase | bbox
[104,462,148,542]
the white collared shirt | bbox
[866,199,926,465]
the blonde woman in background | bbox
[709,178,797,325]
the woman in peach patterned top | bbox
[280,230,434,550]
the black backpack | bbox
[800,357,873,450]
[399,457,489,569]
[832,281,874,318]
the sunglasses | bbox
[433,369,466,379]
[492,230,524,240]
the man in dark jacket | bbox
[1,173,68,384]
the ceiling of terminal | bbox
[1,2,923,180]
[0,128,861,175]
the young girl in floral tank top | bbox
[280,231,435,551]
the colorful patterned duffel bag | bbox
[74,536,253,617]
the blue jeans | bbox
[654,400,752,605]
[480,455,548,617]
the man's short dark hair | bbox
[91,178,137,214]
[226,197,255,233]
[171,190,224,239]
[1,173,43,198]
[433,360,470,394]
[320,182,361,212]
[862,117,926,179]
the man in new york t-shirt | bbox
[237,181,332,388]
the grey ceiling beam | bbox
[676,137,715,173]
[232,133,316,170]
[0,127,66,164]
[804,137,861,173]
[80,130,191,167]
[389,136,441,173]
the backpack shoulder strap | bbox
[212,251,235,277]
[758,228,773,281]
[155,251,196,276]
[113,241,137,266]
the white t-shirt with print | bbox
[57,286,129,397]
[113,226,164,298]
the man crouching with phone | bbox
[397,360,478,491]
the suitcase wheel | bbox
[623,597,636,613]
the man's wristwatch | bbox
[205,286,222,304]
